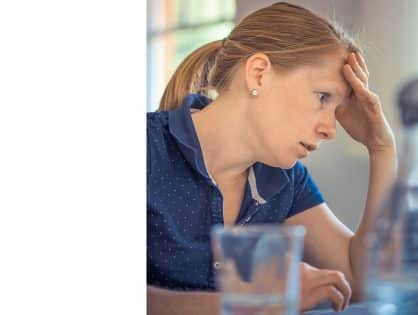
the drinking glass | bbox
[211,224,306,315]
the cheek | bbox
[286,98,318,128]
[280,103,309,130]
[251,99,285,129]
[253,93,314,141]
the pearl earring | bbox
[251,89,259,96]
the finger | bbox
[354,52,369,79]
[312,270,352,310]
[342,64,369,99]
[342,63,381,113]
[326,285,345,312]
[347,53,368,85]
[355,51,370,77]
[304,285,345,312]
[323,270,351,309]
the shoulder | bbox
[147,111,171,172]
[147,111,169,131]
[147,111,170,146]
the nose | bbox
[316,111,337,140]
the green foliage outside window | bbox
[166,0,236,78]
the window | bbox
[147,0,236,111]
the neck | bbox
[191,94,256,183]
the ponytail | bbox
[157,2,360,112]
[158,40,223,111]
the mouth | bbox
[299,141,317,152]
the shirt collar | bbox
[168,93,212,180]
[250,162,289,204]
[168,93,289,203]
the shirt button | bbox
[213,261,221,270]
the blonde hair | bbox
[158,1,359,111]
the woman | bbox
[147,2,396,314]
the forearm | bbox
[147,285,220,315]
[360,147,398,231]
[349,147,397,301]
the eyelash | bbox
[318,92,331,105]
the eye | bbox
[317,92,331,104]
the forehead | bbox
[286,53,351,98]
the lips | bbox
[299,142,317,152]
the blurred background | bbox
[146,0,418,230]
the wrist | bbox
[368,144,398,180]
[368,146,397,167]
[367,142,396,157]
[366,132,396,156]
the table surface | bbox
[304,303,367,315]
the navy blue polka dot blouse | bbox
[147,93,325,291]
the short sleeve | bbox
[287,161,325,218]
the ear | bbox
[244,53,272,94]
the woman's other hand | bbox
[299,262,352,313]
